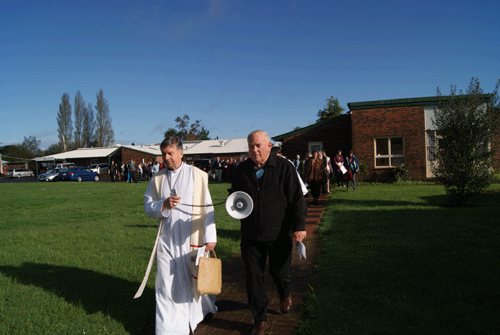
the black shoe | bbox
[251,320,270,335]
[280,294,292,314]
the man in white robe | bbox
[137,136,217,335]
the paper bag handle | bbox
[204,249,217,259]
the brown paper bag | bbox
[197,250,222,295]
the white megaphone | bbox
[225,191,253,219]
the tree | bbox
[316,96,345,123]
[175,114,191,140]
[21,136,42,158]
[164,127,180,138]
[188,119,210,140]
[432,77,500,206]
[57,93,73,151]
[73,90,85,149]
[82,103,95,148]
[165,114,211,140]
[3,136,42,160]
[43,142,63,156]
[198,126,211,140]
[94,89,114,147]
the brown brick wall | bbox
[281,116,352,159]
[351,106,426,180]
[121,148,160,167]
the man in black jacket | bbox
[230,130,307,335]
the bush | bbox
[432,78,500,206]
[358,160,368,175]
[390,163,410,182]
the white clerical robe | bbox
[143,163,217,335]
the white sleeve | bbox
[144,179,170,219]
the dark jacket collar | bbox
[249,151,278,169]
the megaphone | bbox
[226,191,253,219]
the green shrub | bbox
[391,163,410,182]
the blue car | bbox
[59,167,100,182]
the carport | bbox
[33,147,122,175]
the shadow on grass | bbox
[122,226,241,241]
[125,224,157,229]
[216,228,241,241]
[303,190,500,335]
[0,263,155,335]
[330,197,436,208]
[421,188,500,207]
[331,191,500,208]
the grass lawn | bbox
[0,181,238,334]
[296,183,500,335]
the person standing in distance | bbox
[110,160,117,182]
[136,136,217,335]
[230,130,307,335]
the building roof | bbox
[119,139,248,156]
[34,147,120,161]
[119,144,161,155]
[347,94,492,110]
[272,113,350,141]
[182,138,248,155]
[34,138,249,161]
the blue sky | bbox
[1,0,499,149]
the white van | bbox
[89,163,109,175]
[6,168,34,178]
[52,163,76,169]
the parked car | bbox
[50,162,76,170]
[38,168,62,182]
[89,163,109,175]
[59,167,100,182]
[6,168,34,178]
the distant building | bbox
[32,138,248,175]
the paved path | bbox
[194,194,328,335]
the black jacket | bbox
[230,152,307,241]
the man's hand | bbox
[205,243,216,251]
[162,196,181,211]
[293,231,307,243]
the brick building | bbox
[273,95,500,181]
[272,114,352,161]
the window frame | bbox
[308,141,323,154]
[374,136,405,168]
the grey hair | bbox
[247,130,271,144]
[160,136,183,151]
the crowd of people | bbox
[292,149,360,200]
[206,157,240,182]
[107,157,243,183]
[108,160,165,183]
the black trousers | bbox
[336,171,344,187]
[241,235,293,324]
[309,180,321,200]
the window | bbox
[308,142,323,154]
[374,137,404,167]
[426,130,437,161]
